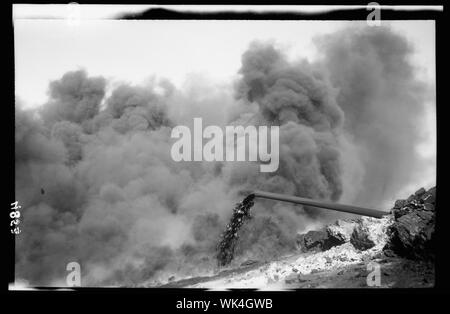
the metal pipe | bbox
[251,190,388,219]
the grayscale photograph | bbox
[11,4,439,294]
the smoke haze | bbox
[15,26,434,286]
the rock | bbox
[421,192,435,204]
[351,223,376,250]
[296,230,328,252]
[349,216,390,251]
[384,186,435,260]
[297,228,345,253]
[299,214,390,254]
[390,211,434,258]
[326,219,358,243]
[415,187,426,197]
[394,199,407,209]
[391,191,429,219]
[394,206,410,219]
[428,186,436,197]
[303,230,329,250]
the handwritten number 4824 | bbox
[10,202,22,234]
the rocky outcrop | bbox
[297,216,390,253]
[351,223,376,250]
[350,217,391,251]
[296,229,346,252]
[296,186,435,258]
[296,220,359,252]
[384,186,436,260]
[326,219,358,243]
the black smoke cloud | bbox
[315,27,432,207]
[15,26,432,286]
[234,42,345,203]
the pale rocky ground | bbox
[163,199,434,290]
[183,215,433,289]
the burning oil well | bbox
[14,25,433,287]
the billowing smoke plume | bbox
[314,27,432,207]
[234,42,345,202]
[15,26,432,286]
[40,70,106,127]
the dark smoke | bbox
[15,26,432,286]
[40,69,106,126]
[233,41,345,203]
[314,27,432,207]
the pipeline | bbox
[251,190,388,219]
